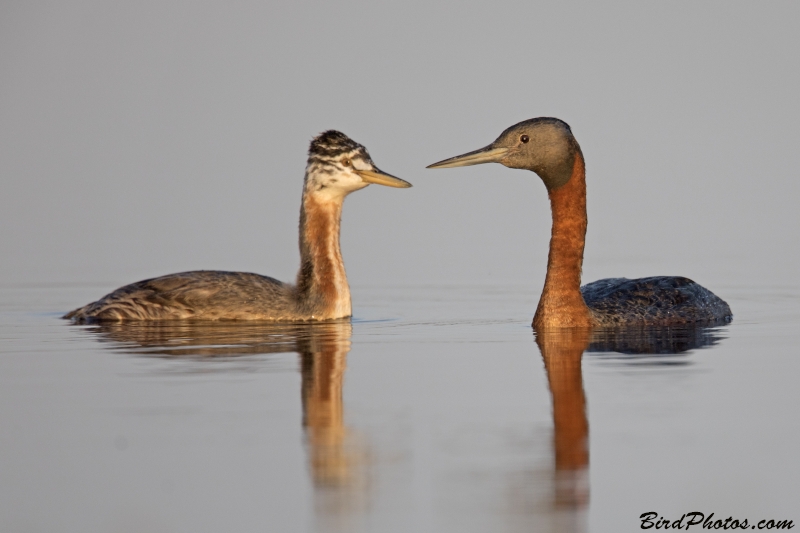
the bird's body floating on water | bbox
[65,131,411,322]
[428,118,732,329]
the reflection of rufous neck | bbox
[535,327,591,508]
[299,322,371,527]
[300,334,350,486]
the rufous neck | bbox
[533,152,592,329]
[296,193,351,319]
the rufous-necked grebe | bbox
[428,118,731,329]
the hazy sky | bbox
[2,1,799,291]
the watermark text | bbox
[640,512,794,530]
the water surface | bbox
[1,283,798,532]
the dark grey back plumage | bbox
[581,276,732,327]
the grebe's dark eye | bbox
[520,135,529,143]
[342,158,351,167]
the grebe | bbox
[427,118,732,329]
[65,131,411,322]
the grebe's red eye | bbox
[520,135,529,143]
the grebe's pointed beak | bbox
[354,168,412,188]
[426,145,509,169]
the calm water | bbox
[1,282,798,532]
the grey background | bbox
[2,1,798,292]
[2,4,800,531]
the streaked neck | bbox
[296,192,351,319]
[534,152,593,329]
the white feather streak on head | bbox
[304,147,375,200]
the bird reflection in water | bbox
[534,323,727,529]
[75,319,727,530]
[536,327,591,512]
[80,319,369,528]
[297,322,370,526]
